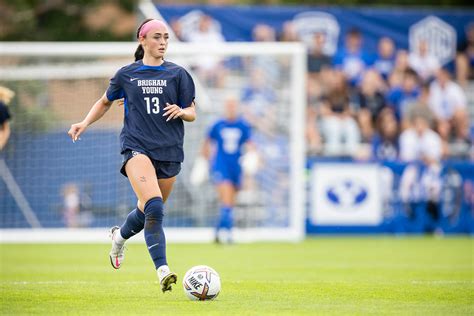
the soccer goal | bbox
[0,41,306,243]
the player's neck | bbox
[142,56,164,67]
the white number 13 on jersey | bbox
[144,97,160,114]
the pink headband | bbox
[139,20,168,38]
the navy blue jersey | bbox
[208,117,251,170]
[106,60,195,162]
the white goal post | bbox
[0,41,306,243]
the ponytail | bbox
[134,44,144,61]
[134,18,154,61]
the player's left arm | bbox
[163,101,196,122]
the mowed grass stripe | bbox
[0,237,472,315]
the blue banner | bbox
[157,5,473,65]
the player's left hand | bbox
[163,103,184,122]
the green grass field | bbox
[1,237,473,315]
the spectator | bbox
[429,67,470,155]
[409,39,440,83]
[455,23,474,87]
[0,86,14,151]
[241,68,277,132]
[249,23,280,84]
[371,108,399,161]
[353,69,387,141]
[278,21,298,42]
[169,18,184,41]
[320,70,361,156]
[399,111,443,234]
[333,28,372,86]
[61,183,80,228]
[306,76,323,155]
[307,32,332,75]
[388,50,410,88]
[402,82,435,132]
[373,37,396,81]
[187,14,226,87]
[252,24,276,42]
[386,68,420,123]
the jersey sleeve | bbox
[105,68,125,101]
[208,122,219,140]
[242,122,252,143]
[177,68,195,108]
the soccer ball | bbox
[182,265,221,301]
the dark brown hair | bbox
[134,19,154,61]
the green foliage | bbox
[6,82,57,134]
[1,0,137,41]
[1,238,472,315]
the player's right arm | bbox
[68,93,113,142]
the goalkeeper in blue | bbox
[200,97,257,244]
[67,19,196,293]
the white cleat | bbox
[109,226,125,269]
[157,266,177,293]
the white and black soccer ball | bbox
[182,265,221,301]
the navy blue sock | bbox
[217,206,233,231]
[119,208,145,239]
[144,197,167,269]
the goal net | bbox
[0,42,306,243]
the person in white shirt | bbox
[399,110,443,233]
[187,14,226,86]
[409,39,440,83]
[429,67,469,142]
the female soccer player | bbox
[68,19,196,293]
[201,97,256,244]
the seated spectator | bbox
[399,112,443,233]
[386,68,420,122]
[333,28,372,86]
[409,39,440,83]
[278,21,298,42]
[249,23,280,84]
[428,67,470,155]
[388,50,410,88]
[253,23,276,42]
[319,70,361,156]
[241,68,277,132]
[402,82,435,131]
[187,14,226,87]
[455,22,474,87]
[306,76,323,155]
[353,69,387,141]
[308,32,332,76]
[169,18,184,41]
[373,37,396,82]
[371,108,399,161]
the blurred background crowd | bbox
[169,14,473,162]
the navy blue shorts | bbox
[120,150,181,179]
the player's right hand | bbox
[68,121,87,142]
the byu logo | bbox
[409,16,456,65]
[326,179,368,208]
[292,11,340,56]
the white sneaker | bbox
[157,266,177,293]
[109,226,125,269]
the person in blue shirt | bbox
[386,68,420,122]
[68,19,196,293]
[333,28,373,86]
[373,37,396,82]
[202,97,255,244]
